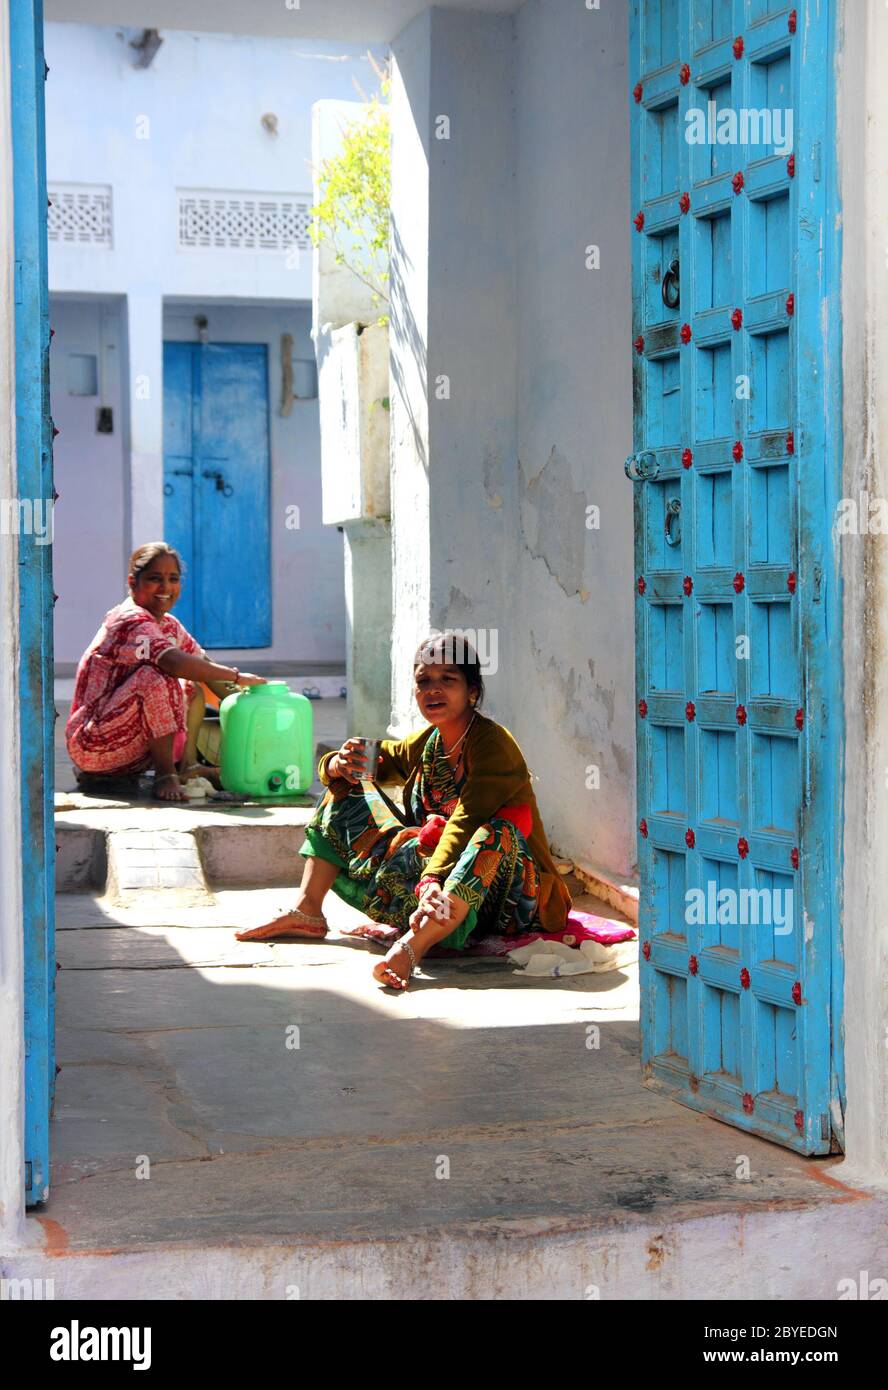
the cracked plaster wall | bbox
[389,1,635,881]
[511,0,635,880]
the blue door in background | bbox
[13,0,56,1206]
[163,342,271,648]
[628,1,843,1152]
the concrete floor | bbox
[28,884,875,1292]
[26,682,884,1299]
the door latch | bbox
[625,451,660,481]
[164,467,193,497]
[202,469,234,497]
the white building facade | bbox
[44,22,379,667]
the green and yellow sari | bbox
[300,724,542,949]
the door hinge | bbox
[812,141,822,183]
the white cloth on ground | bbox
[507,936,638,977]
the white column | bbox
[126,286,164,549]
[388,12,433,733]
[0,0,25,1248]
[312,101,393,737]
[343,520,393,735]
[839,0,888,1185]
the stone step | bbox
[54,798,637,938]
[55,798,315,895]
[105,829,214,907]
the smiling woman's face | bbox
[414,662,473,726]
[129,553,182,620]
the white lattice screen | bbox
[177,190,313,253]
[47,184,113,247]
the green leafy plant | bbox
[310,61,391,325]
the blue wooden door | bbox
[628,0,843,1152]
[163,342,271,647]
[13,0,55,1205]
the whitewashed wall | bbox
[49,295,129,664]
[512,0,635,881]
[838,0,888,1186]
[390,8,521,740]
[389,1,635,883]
[44,24,379,303]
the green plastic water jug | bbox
[219,682,313,797]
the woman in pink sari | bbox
[66,542,264,801]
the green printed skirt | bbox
[300,780,540,950]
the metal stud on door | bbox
[628,1,844,1154]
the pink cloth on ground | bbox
[552,909,636,947]
[463,913,636,957]
[340,909,636,957]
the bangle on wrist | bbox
[415,874,442,898]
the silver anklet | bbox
[400,940,417,974]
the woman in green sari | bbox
[236,633,571,988]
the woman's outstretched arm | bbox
[156,647,264,686]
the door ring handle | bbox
[665,497,682,547]
[163,482,173,497]
[662,257,680,310]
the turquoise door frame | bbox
[11,0,55,1203]
[628,0,844,1153]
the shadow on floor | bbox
[41,885,846,1256]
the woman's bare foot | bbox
[153,772,187,802]
[372,940,415,990]
[235,903,328,942]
